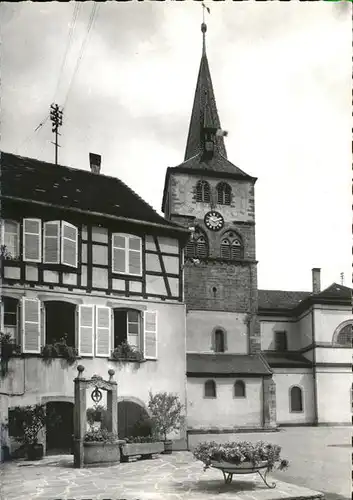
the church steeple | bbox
[184,22,227,161]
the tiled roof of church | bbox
[259,283,352,313]
[263,352,312,368]
[1,151,188,235]
[186,353,272,376]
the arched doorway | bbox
[118,399,150,439]
[46,402,74,454]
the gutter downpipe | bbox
[311,304,319,425]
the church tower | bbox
[162,22,276,431]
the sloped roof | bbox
[314,283,351,301]
[263,352,312,368]
[258,290,311,311]
[187,353,272,376]
[1,151,187,234]
[184,50,227,161]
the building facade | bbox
[1,22,351,459]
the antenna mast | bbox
[50,103,63,165]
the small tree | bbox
[10,405,46,446]
[148,391,185,442]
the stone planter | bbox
[120,442,164,462]
[26,443,44,461]
[83,440,125,465]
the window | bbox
[1,220,20,259]
[45,301,76,347]
[196,181,211,203]
[185,230,208,259]
[204,380,216,398]
[113,309,142,351]
[220,231,243,260]
[216,182,231,205]
[112,233,142,276]
[43,221,78,267]
[1,297,19,341]
[275,331,288,351]
[290,386,303,412]
[214,329,225,353]
[332,322,353,347]
[23,219,42,262]
[234,380,246,398]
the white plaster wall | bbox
[272,370,315,424]
[314,306,353,343]
[297,311,313,348]
[315,347,353,364]
[187,377,262,429]
[316,369,353,424]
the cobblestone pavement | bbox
[0,451,323,500]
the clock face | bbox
[204,211,224,231]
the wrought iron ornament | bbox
[91,387,103,404]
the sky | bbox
[1,1,351,292]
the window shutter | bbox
[43,221,60,264]
[128,236,142,275]
[23,219,41,262]
[144,310,157,359]
[22,298,41,353]
[112,234,127,273]
[78,305,94,356]
[61,221,78,267]
[95,306,111,357]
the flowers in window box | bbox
[111,341,143,362]
[41,335,77,365]
[193,441,289,472]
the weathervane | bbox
[50,103,63,165]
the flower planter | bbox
[120,442,164,462]
[210,460,275,488]
[162,440,173,454]
[83,440,125,465]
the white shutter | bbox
[78,305,94,356]
[61,221,78,267]
[22,298,41,353]
[23,219,41,262]
[43,221,60,264]
[128,236,142,276]
[144,310,157,359]
[112,234,127,273]
[95,306,111,357]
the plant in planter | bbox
[0,245,19,261]
[193,441,289,489]
[9,404,48,460]
[86,405,107,429]
[111,341,143,362]
[148,391,185,454]
[41,335,77,366]
[83,428,124,465]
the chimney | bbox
[312,268,321,294]
[89,153,101,174]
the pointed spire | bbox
[184,22,227,161]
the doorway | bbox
[46,402,74,454]
[118,400,150,439]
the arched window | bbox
[196,180,211,203]
[214,329,225,353]
[332,322,353,347]
[204,380,216,398]
[216,182,231,205]
[290,386,303,412]
[221,238,231,259]
[220,231,244,260]
[185,229,208,259]
[234,380,246,398]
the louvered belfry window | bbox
[216,182,231,205]
[220,232,243,260]
[196,180,211,203]
[185,230,208,259]
[196,236,208,258]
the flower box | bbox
[120,441,164,462]
[83,440,125,465]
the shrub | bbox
[193,441,289,472]
[124,436,158,444]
